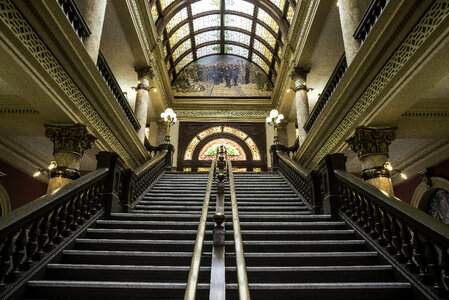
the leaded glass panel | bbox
[173,39,192,62]
[175,53,193,73]
[286,4,294,24]
[197,44,221,58]
[163,45,168,59]
[224,44,249,58]
[169,23,190,48]
[166,60,171,72]
[160,0,175,11]
[166,8,188,33]
[224,14,252,32]
[245,137,261,160]
[223,126,248,139]
[257,8,279,33]
[195,30,220,46]
[193,14,221,31]
[224,30,250,45]
[198,126,222,139]
[269,0,286,12]
[252,53,269,74]
[191,0,221,15]
[255,24,276,48]
[224,0,254,16]
[151,3,159,23]
[253,40,273,62]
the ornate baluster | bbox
[441,246,449,289]
[381,209,395,254]
[22,219,39,270]
[342,186,351,216]
[364,198,375,235]
[9,227,27,281]
[399,220,416,272]
[413,230,431,284]
[0,234,15,285]
[358,194,368,229]
[422,235,443,293]
[45,207,60,251]
[352,192,361,223]
[78,190,89,224]
[390,215,404,262]
[85,187,94,220]
[95,183,104,211]
[34,213,50,260]
[71,195,82,230]
[347,188,357,221]
[373,203,384,243]
[64,196,76,236]
[56,201,68,242]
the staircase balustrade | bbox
[144,138,162,159]
[354,0,390,43]
[96,51,141,131]
[185,160,216,300]
[57,0,91,40]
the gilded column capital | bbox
[290,66,311,82]
[135,66,154,81]
[346,126,396,159]
[45,123,97,157]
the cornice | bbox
[175,109,270,121]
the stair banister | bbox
[184,160,216,300]
[227,160,251,300]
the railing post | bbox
[120,169,136,213]
[270,144,282,171]
[307,170,322,214]
[160,144,174,171]
[318,153,346,220]
[96,152,125,216]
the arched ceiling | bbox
[149,0,297,83]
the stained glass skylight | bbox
[224,14,253,31]
[192,0,221,15]
[195,30,220,46]
[157,0,293,83]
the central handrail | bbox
[227,160,251,300]
[184,160,216,300]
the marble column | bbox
[337,0,362,65]
[290,66,311,144]
[45,124,97,193]
[82,0,107,63]
[347,126,396,196]
[134,66,154,143]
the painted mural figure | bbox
[172,55,272,97]
[428,189,449,224]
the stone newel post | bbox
[347,126,396,195]
[45,124,97,193]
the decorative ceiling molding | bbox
[401,112,449,119]
[175,109,270,120]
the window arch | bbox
[198,138,247,160]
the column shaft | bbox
[135,76,150,143]
[338,0,361,65]
[82,0,107,63]
[295,79,309,144]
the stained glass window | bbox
[183,168,192,172]
[224,30,251,45]
[198,167,211,172]
[169,23,190,48]
[252,53,269,74]
[195,30,220,46]
[175,53,193,73]
[198,126,222,139]
[166,8,188,33]
[224,45,249,58]
[191,0,221,15]
[224,14,253,32]
[253,168,262,172]
[223,126,248,139]
[193,14,221,31]
[274,60,279,72]
[232,168,247,172]
[166,60,171,72]
[245,137,261,160]
[286,5,295,24]
[160,0,175,11]
[269,0,286,12]
[224,0,254,16]
[197,44,221,58]
[163,45,168,59]
[173,39,192,62]
[198,138,246,161]
[255,24,276,49]
[253,40,273,62]
[184,136,200,160]
[257,8,279,33]
[151,3,159,23]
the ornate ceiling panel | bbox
[152,0,296,84]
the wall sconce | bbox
[384,162,407,179]
[33,161,58,178]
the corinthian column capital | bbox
[346,126,396,159]
[290,66,311,82]
[135,66,154,81]
[45,123,97,157]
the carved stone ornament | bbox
[346,126,396,159]
[290,66,311,82]
[45,124,97,157]
[135,66,154,80]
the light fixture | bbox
[150,86,157,92]
[33,161,58,178]
[266,109,284,145]
[384,162,407,180]
[161,108,177,144]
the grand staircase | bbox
[23,172,416,299]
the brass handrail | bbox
[184,160,216,300]
[227,160,251,300]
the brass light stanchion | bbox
[160,108,177,144]
[266,109,284,145]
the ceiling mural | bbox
[172,55,273,97]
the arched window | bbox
[198,138,246,161]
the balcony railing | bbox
[354,0,390,43]
[304,54,347,133]
[97,51,140,131]
[57,0,90,40]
